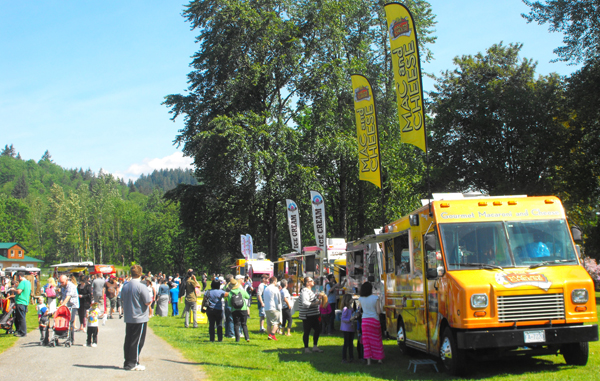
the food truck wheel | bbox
[397,318,415,356]
[440,327,465,375]
[561,342,589,365]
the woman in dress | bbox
[298,277,323,353]
[358,282,384,365]
[155,278,170,317]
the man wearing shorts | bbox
[104,275,119,318]
[262,276,281,341]
[256,274,269,333]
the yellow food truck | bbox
[378,194,597,374]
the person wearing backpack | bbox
[227,278,250,342]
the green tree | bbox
[522,0,600,64]
[12,174,29,199]
[428,43,567,195]
[0,195,31,243]
[40,150,52,162]
[1,144,16,157]
[165,0,437,266]
[89,173,119,264]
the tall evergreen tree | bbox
[1,144,16,157]
[11,174,29,199]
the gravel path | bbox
[0,315,207,380]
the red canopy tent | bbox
[88,264,116,275]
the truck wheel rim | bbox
[440,337,453,362]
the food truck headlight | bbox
[571,289,588,304]
[470,294,488,308]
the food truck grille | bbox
[497,294,565,323]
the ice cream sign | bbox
[495,272,552,291]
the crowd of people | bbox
[1,267,386,369]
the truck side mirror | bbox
[571,225,583,243]
[426,268,438,280]
[424,234,436,252]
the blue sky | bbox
[1,1,578,181]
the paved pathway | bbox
[0,315,207,380]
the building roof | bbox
[0,242,22,249]
[0,255,43,263]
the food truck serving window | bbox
[384,232,409,274]
[440,219,578,270]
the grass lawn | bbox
[0,302,43,354]
[149,302,600,381]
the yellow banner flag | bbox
[351,74,381,188]
[384,3,426,152]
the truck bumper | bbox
[456,324,599,350]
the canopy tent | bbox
[50,261,94,273]
[4,266,41,274]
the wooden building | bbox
[0,242,44,269]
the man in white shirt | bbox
[58,274,79,345]
[262,276,281,341]
[256,274,269,333]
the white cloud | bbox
[113,151,194,182]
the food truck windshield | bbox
[440,219,578,270]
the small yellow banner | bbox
[384,3,426,152]
[351,74,381,188]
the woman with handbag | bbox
[43,277,58,314]
[298,277,324,353]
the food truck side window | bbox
[385,240,394,273]
[394,233,410,276]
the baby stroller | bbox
[49,305,72,347]
[0,298,15,334]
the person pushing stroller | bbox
[58,275,79,345]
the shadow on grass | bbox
[264,342,575,380]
